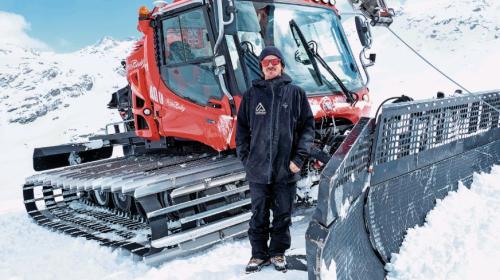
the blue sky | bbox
[0,0,149,52]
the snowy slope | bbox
[0,37,134,208]
[0,37,133,125]
[1,0,500,279]
[340,0,500,108]
[366,0,500,104]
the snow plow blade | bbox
[32,130,143,171]
[306,90,500,279]
[33,142,113,171]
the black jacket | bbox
[236,74,314,184]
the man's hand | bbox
[289,161,300,173]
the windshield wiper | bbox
[307,40,357,104]
[289,20,324,87]
[289,20,357,104]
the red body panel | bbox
[126,2,372,152]
[127,37,160,141]
[308,88,371,124]
[130,17,237,151]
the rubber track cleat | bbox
[270,255,287,272]
[245,258,270,274]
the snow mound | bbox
[386,165,500,280]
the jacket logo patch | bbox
[255,102,266,115]
[282,103,288,109]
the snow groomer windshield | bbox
[233,0,363,95]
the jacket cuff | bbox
[291,156,304,169]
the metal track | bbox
[23,184,151,256]
[23,153,251,263]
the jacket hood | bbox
[252,73,293,88]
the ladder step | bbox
[147,184,249,219]
[180,199,251,224]
[151,212,252,248]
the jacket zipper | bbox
[269,82,275,183]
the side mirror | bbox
[355,16,372,48]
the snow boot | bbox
[245,257,270,273]
[270,255,287,272]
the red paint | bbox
[126,2,371,152]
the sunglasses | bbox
[261,58,282,67]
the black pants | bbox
[248,181,296,259]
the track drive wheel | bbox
[92,190,110,206]
[112,192,132,213]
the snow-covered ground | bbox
[0,207,310,280]
[0,0,499,279]
[1,168,498,280]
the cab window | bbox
[160,9,222,105]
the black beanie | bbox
[259,46,285,66]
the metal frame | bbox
[307,90,500,279]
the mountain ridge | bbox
[0,37,134,125]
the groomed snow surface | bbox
[386,166,500,280]
[1,168,499,280]
[0,207,310,280]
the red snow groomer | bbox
[23,0,500,278]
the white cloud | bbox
[0,11,51,50]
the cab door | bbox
[155,6,236,151]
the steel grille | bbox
[375,92,500,165]
[335,134,372,186]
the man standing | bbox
[236,46,314,273]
